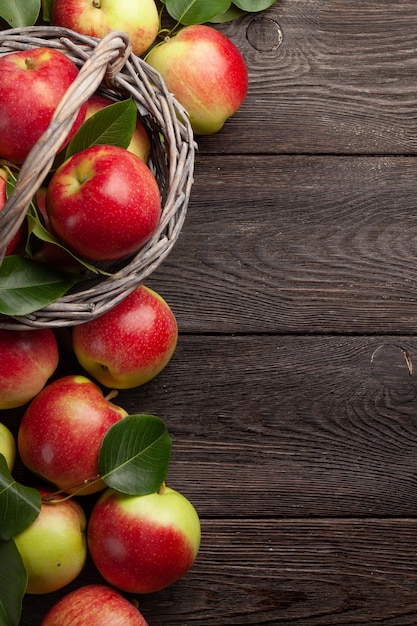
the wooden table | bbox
[11,1,417,623]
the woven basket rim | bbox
[0,26,195,329]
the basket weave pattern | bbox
[0,26,195,329]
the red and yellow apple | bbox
[0,47,87,164]
[46,144,161,262]
[52,0,160,57]
[146,24,248,135]
[0,328,59,410]
[14,488,87,594]
[87,484,201,594]
[41,584,149,625]
[0,422,16,472]
[72,285,178,389]
[86,94,151,162]
[17,375,127,495]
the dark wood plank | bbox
[199,1,417,155]
[19,519,417,625]
[148,154,417,334]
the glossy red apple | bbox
[146,24,248,135]
[88,484,201,594]
[0,328,59,410]
[86,94,151,162]
[72,284,178,389]
[0,47,87,164]
[52,0,159,57]
[17,375,128,495]
[46,144,161,262]
[41,584,149,625]
[14,487,87,594]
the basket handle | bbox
[0,30,131,262]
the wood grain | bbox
[20,519,417,625]
[148,154,417,334]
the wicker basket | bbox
[0,26,195,330]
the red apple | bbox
[41,584,149,625]
[0,47,87,164]
[87,484,201,594]
[0,328,59,410]
[17,375,128,495]
[146,24,248,135]
[52,0,159,57]
[0,168,27,255]
[72,285,178,389]
[86,94,151,162]
[14,487,87,594]
[46,144,161,262]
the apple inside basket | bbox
[0,26,195,330]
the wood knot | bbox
[246,17,283,52]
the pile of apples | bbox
[0,283,200,625]
[0,0,279,622]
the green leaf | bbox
[0,255,79,316]
[65,98,138,160]
[165,0,231,25]
[41,0,53,22]
[0,455,41,541]
[99,414,172,496]
[233,0,278,11]
[0,539,27,626]
[209,6,245,22]
[0,0,40,27]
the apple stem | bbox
[24,57,36,70]
[104,389,119,402]
[93,0,101,8]
[158,481,166,495]
[41,475,102,502]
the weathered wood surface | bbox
[11,1,417,624]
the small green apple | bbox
[14,488,87,594]
[0,422,16,472]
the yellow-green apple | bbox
[14,487,87,594]
[17,375,128,495]
[0,47,87,164]
[146,24,248,135]
[71,285,178,389]
[86,94,151,162]
[0,422,16,472]
[46,144,161,262]
[87,484,201,594]
[0,168,27,255]
[41,584,149,625]
[52,0,159,57]
[0,328,59,410]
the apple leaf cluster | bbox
[0,0,280,30]
[0,99,139,316]
[159,0,279,27]
[0,413,172,625]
